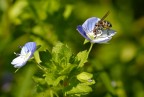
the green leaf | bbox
[77,72,93,83]
[44,73,56,86]
[65,83,92,96]
[32,76,46,85]
[53,75,66,86]
[45,73,66,86]
[52,42,72,66]
[76,72,95,85]
[59,63,76,75]
[76,50,88,67]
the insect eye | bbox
[108,22,112,27]
[110,23,112,27]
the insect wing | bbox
[100,11,110,22]
[91,29,116,43]
[100,29,116,38]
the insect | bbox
[93,11,112,36]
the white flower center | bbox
[86,30,103,40]
[20,52,32,61]
[86,32,95,40]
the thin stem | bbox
[15,68,20,73]
[50,90,54,97]
[36,63,44,71]
[87,43,94,56]
[33,60,47,73]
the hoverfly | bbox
[93,11,112,36]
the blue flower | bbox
[77,17,116,43]
[11,42,36,68]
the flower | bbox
[77,17,116,43]
[11,42,36,68]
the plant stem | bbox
[36,63,44,71]
[15,68,20,73]
[87,43,94,56]
[33,60,47,73]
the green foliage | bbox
[33,42,95,97]
[76,50,88,68]
[77,72,93,83]
[65,84,92,96]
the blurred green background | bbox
[0,0,144,97]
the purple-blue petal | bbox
[82,17,100,34]
[77,25,90,40]
[21,42,36,54]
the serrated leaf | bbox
[32,76,46,85]
[65,83,92,96]
[76,50,88,67]
[45,73,66,86]
[52,42,72,66]
[59,63,76,75]
[82,79,96,86]
[77,72,93,83]
[44,73,56,86]
[53,75,66,86]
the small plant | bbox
[11,13,116,97]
